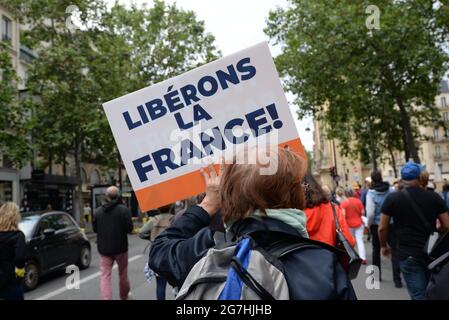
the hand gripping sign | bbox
[103,42,306,212]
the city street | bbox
[25,234,409,300]
[24,235,174,301]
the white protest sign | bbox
[103,42,306,211]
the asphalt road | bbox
[25,235,175,300]
[25,234,409,300]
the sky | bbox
[118,0,314,151]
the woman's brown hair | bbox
[302,173,329,209]
[0,201,20,232]
[219,147,306,223]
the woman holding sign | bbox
[148,147,356,300]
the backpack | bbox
[426,251,449,300]
[150,214,174,241]
[176,231,343,300]
[140,214,175,242]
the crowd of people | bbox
[1,146,449,300]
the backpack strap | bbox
[230,257,275,300]
[264,235,345,259]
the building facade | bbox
[0,3,21,205]
[312,80,449,191]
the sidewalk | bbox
[351,237,410,300]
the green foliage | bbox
[3,0,220,219]
[266,0,449,164]
[18,0,220,171]
[0,42,31,166]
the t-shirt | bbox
[381,187,447,261]
[340,197,364,228]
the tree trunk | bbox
[368,40,420,163]
[389,147,398,178]
[63,155,66,177]
[397,99,420,163]
[48,151,52,174]
[367,120,378,171]
[73,140,83,224]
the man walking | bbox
[83,203,91,225]
[93,186,133,300]
[366,170,402,286]
[379,162,449,299]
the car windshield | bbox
[19,215,40,239]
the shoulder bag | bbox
[331,203,362,280]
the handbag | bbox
[331,203,362,280]
[401,189,440,258]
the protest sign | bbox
[103,42,306,211]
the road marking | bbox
[34,254,144,300]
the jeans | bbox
[371,224,401,282]
[388,225,402,284]
[0,282,24,300]
[349,225,366,260]
[156,275,167,300]
[100,251,130,300]
[399,256,430,300]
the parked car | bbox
[18,211,91,291]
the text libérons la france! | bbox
[123,57,284,182]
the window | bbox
[442,97,448,108]
[1,16,12,43]
[56,214,76,230]
[446,128,449,138]
[435,145,441,158]
[434,128,439,140]
[0,180,13,203]
[90,170,101,185]
[37,216,58,235]
[444,112,449,122]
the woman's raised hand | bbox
[199,159,225,216]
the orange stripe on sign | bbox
[135,138,306,212]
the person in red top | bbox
[302,174,355,248]
[340,189,367,263]
[352,183,362,199]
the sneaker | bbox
[126,292,134,300]
[394,281,403,288]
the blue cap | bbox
[400,161,424,181]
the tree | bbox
[0,42,30,166]
[18,0,220,222]
[88,1,221,184]
[266,0,449,165]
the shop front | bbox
[91,185,139,217]
[21,170,77,214]
[0,168,20,205]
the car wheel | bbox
[24,261,40,291]
[78,245,91,269]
